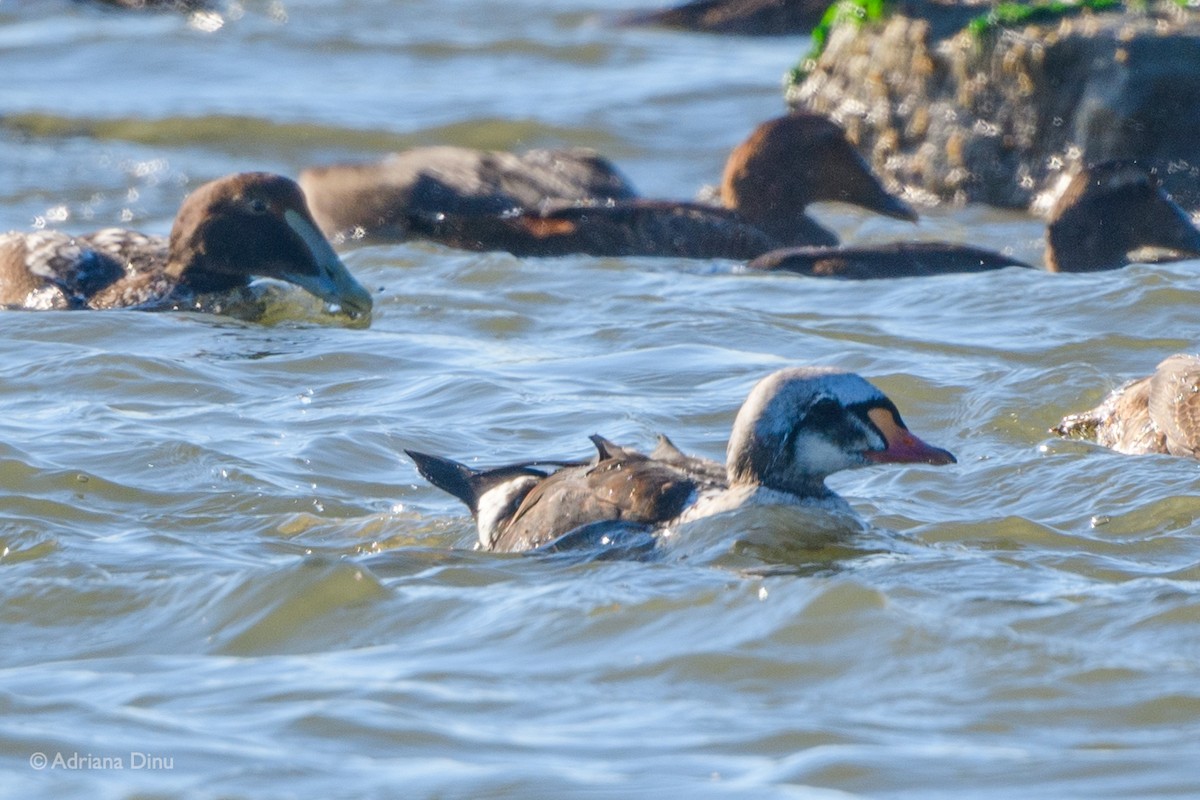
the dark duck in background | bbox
[299,114,917,259]
[746,161,1200,278]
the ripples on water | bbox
[2,2,1200,798]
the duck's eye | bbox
[803,397,843,428]
[798,397,870,450]
[247,197,270,215]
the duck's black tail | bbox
[406,449,580,516]
[406,450,481,512]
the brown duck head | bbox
[1046,161,1200,273]
[720,114,917,247]
[166,173,373,316]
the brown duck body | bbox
[746,242,1033,279]
[1054,355,1200,457]
[407,435,714,553]
[406,200,784,260]
[747,161,1200,279]
[408,367,955,553]
[299,146,638,244]
[301,114,916,258]
[0,173,372,316]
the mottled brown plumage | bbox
[1055,354,1200,457]
[408,367,955,553]
[0,173,372,317]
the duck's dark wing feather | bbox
[532,519,660,559]
[650,434,728,485]
[534,200,797,258]
[619,0,825,35]
[494,450,699,552]
[747,242,1033,279]
[409,199,783,259]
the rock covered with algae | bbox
[787,0,1200,210]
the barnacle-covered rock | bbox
[789,1,1200,209]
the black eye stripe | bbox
[784,397,862,454]
[804,397,843,425]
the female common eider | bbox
[1054,354,1200,457]
[407,367,956,553]
[0,172,372,317]
[299,146,638,244]
[299,113,917,259]
[745,161,1200,278]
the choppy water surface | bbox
[2,2,1200,798]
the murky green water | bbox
[2,2,1199,798]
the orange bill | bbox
[864,407,956,466]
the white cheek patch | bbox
[792,430,861,475]
[475,475,540,549]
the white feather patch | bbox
[476,475,540,550]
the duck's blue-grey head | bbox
[726,367,955,495]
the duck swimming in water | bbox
[745,161,1200,278]
[1054,354,1200,457]
[299,146,638,245]
[0,172,373,317]
[300,113,917,259]
[407,367,955,553]
[618,0,828,36]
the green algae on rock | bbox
[788,1,1200,210]
[791,0,889,82]
[966,0,1122,39]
